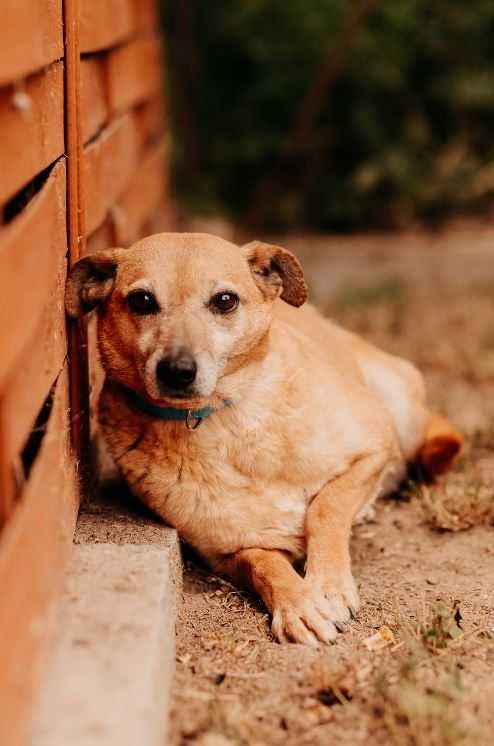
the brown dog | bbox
[66,233,462,646]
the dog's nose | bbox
[156,354,197,391]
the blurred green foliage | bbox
[163,1,494,230]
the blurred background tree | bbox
[163,0,494,231]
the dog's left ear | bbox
[243,241,308,307]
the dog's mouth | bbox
[126,386,209,414]
[159,390,193,401]
[144,384,212,410]
[155,389,202,405]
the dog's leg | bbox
[213,548,339,647]
[304,451,389,627]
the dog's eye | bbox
[127,290,160,315]
[210,292,239,314]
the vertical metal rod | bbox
[63,0,90,487]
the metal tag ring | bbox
[185,410,202,430]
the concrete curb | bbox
[31,491,181,746]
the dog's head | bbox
[65,233,307,406]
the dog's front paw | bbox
[304,571,361,627]
[354,502,376,525]
[271,586,340,647]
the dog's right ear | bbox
[65,249,124,318]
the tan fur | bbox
[66,233,463,647]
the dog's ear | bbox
[65,249,124,318]
[243,241,308,307]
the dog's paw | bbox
[305,571,361,627]
[271,586,340,647]
[354,502,376,525]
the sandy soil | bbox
[170,228,494,746]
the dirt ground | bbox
[170,225,494,746]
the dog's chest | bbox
[100,379,383,558]
[105,412,330,558]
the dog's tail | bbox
[418,413,463,478]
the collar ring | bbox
[186,410,202,430]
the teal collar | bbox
[124,387,231,429]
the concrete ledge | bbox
[31,489,181,746]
